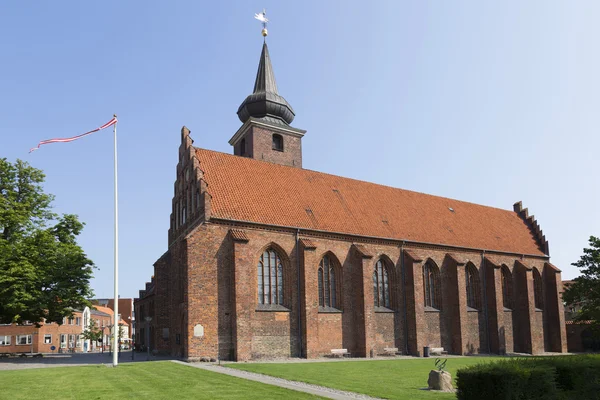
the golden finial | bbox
[254,9,269,37]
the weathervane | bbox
[254,9,269,37]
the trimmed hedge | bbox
[456,361,556,400]
[456,355,600,400]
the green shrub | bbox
[456,361,557,400]
[457,356,600,400]
[518,356,600,399]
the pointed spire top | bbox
[237,22,295,125]
[252,42,278,94]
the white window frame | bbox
[16,334,32,345]
[0,335,11,345]
[44,334,52,344]
[60,334,67,348]
[76,317,81,326]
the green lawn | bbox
[0,361,321,400]
[228,357,504,400]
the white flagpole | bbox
[112,114,119,367]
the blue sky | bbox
[1,1,598,298]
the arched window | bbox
[423,261,441,309]
[465,263,481,310]
[318,255,340,309]
[373,259,391,308]
[501,265,513,309]
[272,134,283,151]
[533,268,543,310]
[257,248,284,305]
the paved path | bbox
[174,361,383,400]
[0,351,172,371]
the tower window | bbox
[240,138,247,156]
[272,134,283,151]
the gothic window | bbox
[257,248,284,305]
[533,268,543,310]
[373,259,391,308]
[501,265,513,309]
[318,255,340,309]
[423,261,441,309]
[465,263,481,310]
[272,134,283,151]
[191,189,194,213]
[240,138,247,156]
[182,206,186,225]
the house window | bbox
[240,138,247,156]
[501,266,513,309]
[17,335,32,345]
[465,263,480,310]
[423,261,441,309]
[44,334,52,344]
[0,335,11,345]
[257,248,284,305]
[272,134,283,151]
[75,317,81,326]
[68,317,74,325]
[373,259,391,308]
[60,334,67,348]
[533,268,543,310]
[182,206,187,225]
[318,255,340,309]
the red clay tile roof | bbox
[299,238,316,249]
[93,306,114,316]
[196,148,545,256]
[229,229,249,242]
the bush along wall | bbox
[456,355,600,400]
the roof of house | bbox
[196,148,545,256]
[90,309,111,317]
[92,306,114,317]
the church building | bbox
[135,31,567,361]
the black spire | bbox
[237,42,295,125]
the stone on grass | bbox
[428,370,453,392]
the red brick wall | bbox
[235,125,303,168]
[0,310,112,354]
[149,220,566,360]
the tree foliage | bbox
[81,317,102,343]
[0,158,94,325]
[563,236,600,325]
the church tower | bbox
[229,36,306,168]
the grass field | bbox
[228,357,503,399]
[0,361,322,400]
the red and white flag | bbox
[29,116,118,153]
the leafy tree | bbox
[0,158,94,325]
[563,236,600,328]
[81,318,102,344]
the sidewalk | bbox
[0,351,174,371]
[174,361,383,400]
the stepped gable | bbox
[195,147,546,256]
[513,201,550,255]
